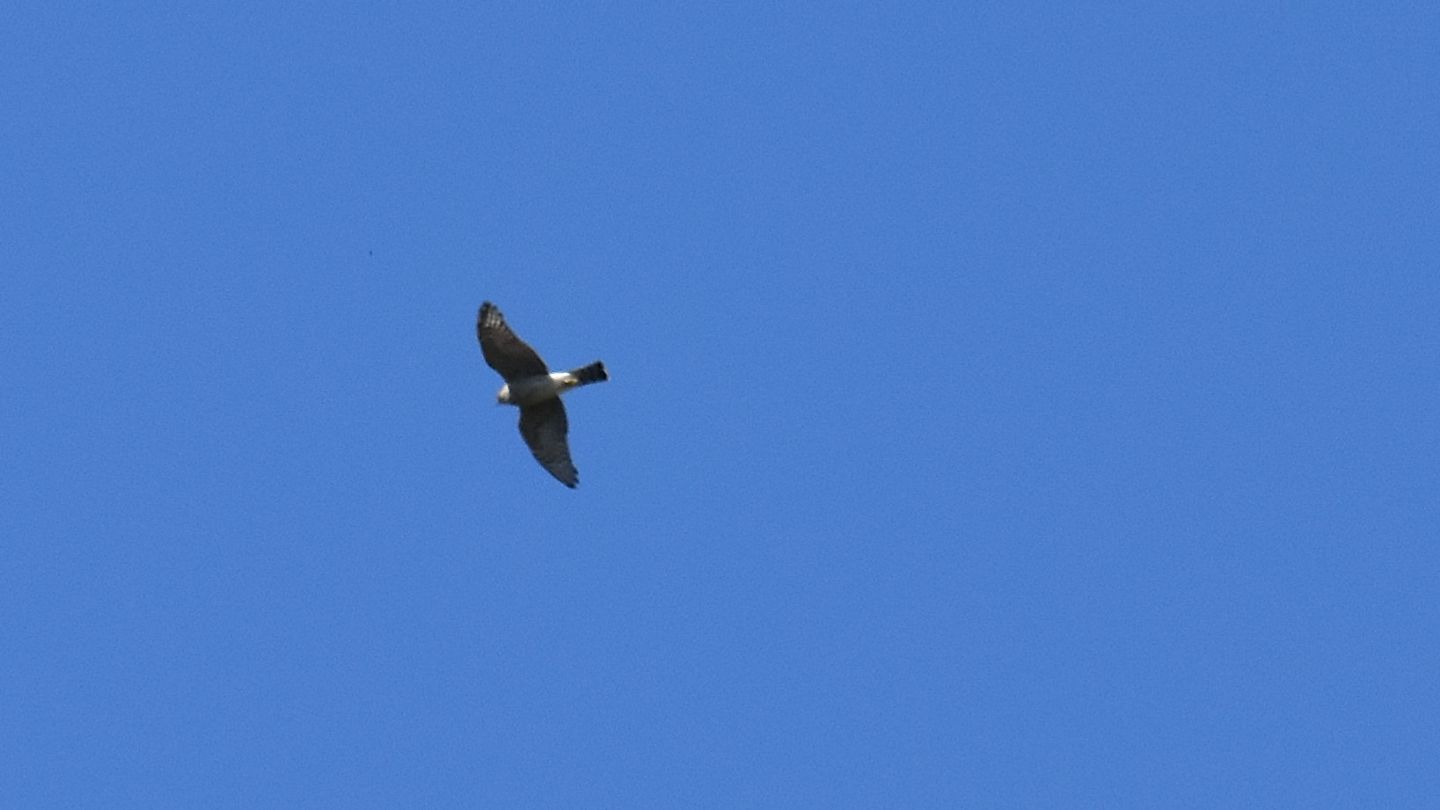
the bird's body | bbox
[476,301,607,487]
[497,363,609,407]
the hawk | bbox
[477,301,608,488]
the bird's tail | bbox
[570,361,608,386]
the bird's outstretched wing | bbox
[518,399,579,487]
[477,301,548,381]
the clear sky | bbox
[4,3,1437,807]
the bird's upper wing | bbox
[477,302,549,381]
[518,398,578,487]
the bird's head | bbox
[496,384,512,405]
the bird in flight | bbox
[476,301,608,488]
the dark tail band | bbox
[572,361,608,385]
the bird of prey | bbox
[477,301,608,488]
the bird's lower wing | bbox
[518,399,578,488]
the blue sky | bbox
[3,3,1437,806]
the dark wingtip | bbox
[478,301,504,330]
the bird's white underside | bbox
[497,372,580,406]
